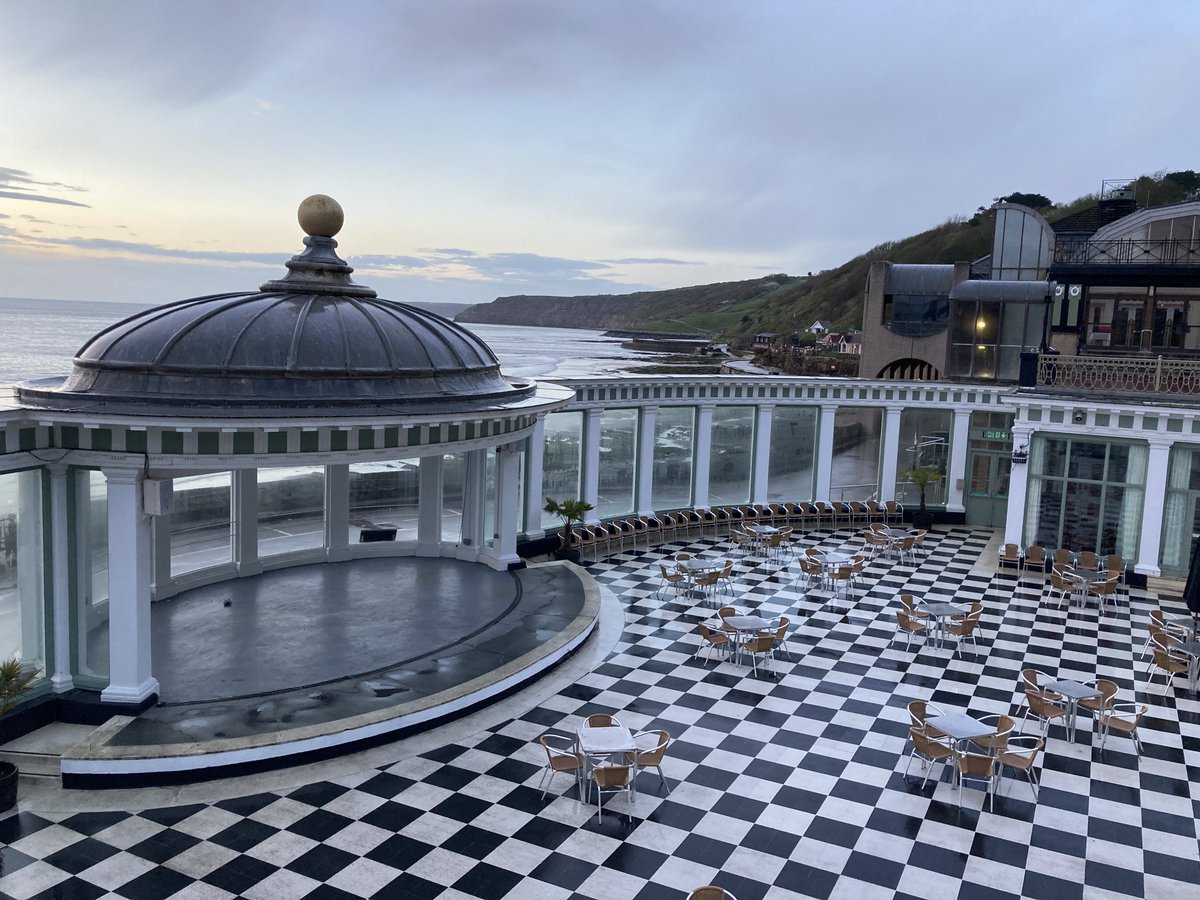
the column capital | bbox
[101,467,143,485]
[1146,435,1176,450]
[46,462,70,478]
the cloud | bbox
[0,166,90,208]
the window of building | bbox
[832,407,882,499]
[596,409,637,519]
[882,293,949,337]
[541,411,583,529]
[767,406,817,502]
[652,407,694,510]
[349,460,421,543]
[259,466,325,557]
[1025,437,1144,557]
[170,472,233,577]
[708,406,754,506]
[0,469,44,677]
[948,300,1045,380]
[895,409,951,507]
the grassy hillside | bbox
[457,169,1198,342]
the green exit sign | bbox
[983,429,1011,440]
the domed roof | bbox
[18,196,534,414]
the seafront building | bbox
[1,195,1199,897]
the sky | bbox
[1,0,1198,307]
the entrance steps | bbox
[0,723,97,779]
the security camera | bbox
[1072,411,1086,424]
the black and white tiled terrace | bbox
[3,526,1199,899]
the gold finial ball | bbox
[297,194,344,238]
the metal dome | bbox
[18,199,534,414]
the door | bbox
[964,451,1011,528]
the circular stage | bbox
[62,559,597,788]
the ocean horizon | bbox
[0,296,663,387]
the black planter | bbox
[0,761,17,813]
[554,546,582,564]
[911,509,934,530]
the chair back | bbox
[540,735,582,771]
[972,715,1014,753]
[1024,545,1047,566]
[1078,550,1099,571]
[634,730,670,765]
[1053,548,1072,567]
[744,634,774,653]
[688,887,737,900]
[699,623,727,645]
[585,713,617,727]
[911,726,949,758]
[957,750,996,780]
[592,763,631,789]
[717,606,736,619]
[896,610,924,634]
[1001,736,1044,769]
[1001,543,1021,562]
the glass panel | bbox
[1099,486,1125,555]
[1042,439,1068,477]
[349,460,420,542]
[1034,481,1063,548]
[484,449,497,547]
[895,409,950,506]
[996,347,1021,381]
[971,345,996,379]
[708,406,754,506]
[995,456,1011,498]
[974,301,1001,344]
[0,471,45,673]
[1000,303,1026,346]
[542,411,583,528]
[950,302,976,344]
[968,454,990,494]
[652,406,694,510]
[1107,444,1130,483]
[1062,482,1103,550]
[832,407,882,500]
[1067,442,1106,481]
[170,472,232,577]
[948,343,973,378]
[78,470,109,679]
[767,406,817,502]
[442,454,465,541]
[258,466,325,557]
[597,409,637,519]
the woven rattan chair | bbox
[1098,702,1148,754]
[656,563,686,600]
[1149,632,1190,691]
[998,735,1044,801]
[969,713,1014,756]
[537,734,584,800]
[697,623,731,666]
[894,609,928,651]
[625,730,671,794]
[741,633,777,679]
[591,763,632,822]
[904,726,953,788]
[955,748,998,811]
[585,712,621,728]
[688,886,739,900]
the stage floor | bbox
[96,558,589,749]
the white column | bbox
[1003,427,1033,547]
[101,469,159,704]
[233,469,261,576]
[636,405,658,515]
[47,465,73,693]
[814,404,837,499]
[879,405,904,502]
[945,408,972,513]
[693,404,715,508]
[491,442,522,568]
[417,455,444,557]
[17,471,42,668]
[523,417,546,537]
[325,464,350,561]
[457,448,486,560]
[751,403,774,505]
[582,408,602,523]
[1135,438,1173,576]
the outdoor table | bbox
[881,527,907,557]
[920,601,969,650]
[744,524,779,553]
[821,550,856,598]
[577,723,639,797]
[675,557,722,597]
[720,615,773,664]
[925,712,994,782]
[1044,678,1102,741]
[1069,569,1107,607]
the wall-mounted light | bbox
[1011,443,1029,464]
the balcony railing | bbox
[1036,352,1200,395]
[1053,238,1200,266]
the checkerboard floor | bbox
[4,525,1200,899]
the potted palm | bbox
[904,467,943,529]
[543,497,595,563]
[0,657,36,813]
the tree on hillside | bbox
[994,192,1052,209]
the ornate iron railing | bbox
[1053,238,1200,266]
[1037,353,1200,395]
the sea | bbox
[0,296,666,388]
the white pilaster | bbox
[325,464,350,561]
[693,404,715,508]
[1135,438,1173,576]
[491,442,522,569]
[1003,427,1033,547]
[945,408,972,513]
[100,469,159,704]
[751,403,774,505]
[17,471,43,669]
[232,469,261,576]
[636,405,658,515]
[879,405,904,502]
[417,455,444,556]
[47,466,73,693]
[523,417,546,536]
[457,449,486,560]
[582,408,602,523]
[814,405,837,499]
